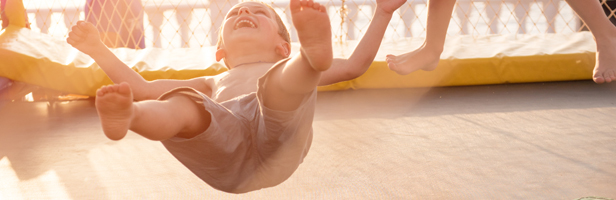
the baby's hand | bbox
[376,0,406,15]
[67,21,105,55]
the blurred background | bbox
[5,0,615,49]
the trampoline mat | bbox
[0,80,615,199]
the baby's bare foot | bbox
[95,82,134,140]
[593,37,616,84]
[386,44,442,75]
[290,0,332,71]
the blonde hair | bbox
[216,2,291,68]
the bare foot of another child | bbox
[386,44,442,75]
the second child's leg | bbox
[95,82,210,141]
[261,0,332,111]
[386,0,457,75]
[566,0,616,83]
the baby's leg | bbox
[566,0,616,83]
[261,0,332,111]
[386,0,456,75]
[95,83,210,141]
[291,0,332,71]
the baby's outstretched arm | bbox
[319,0,406,86]
[67,21,146,89]
[262,0,332,111]
[67,22,211,100]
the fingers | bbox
[66,36,80,46]
[67,21,88,45]
[67,21,100,46]
[67,31,83,46]
[71,23,86,36]
[68,31,82,40]
[81,21,99,33]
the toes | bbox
[97,85,110,96]
[313,2,320,10]
[106,85,117,93]
[607,70,616,83]
[386,55,396,63]
[117,82,132,95]
[290,0,301,11]
[96,88,105,97]
[593,72,606,84]
[107,85,117,93]
[296,0,325,12]
[593,70,616,84]
[319,5,326,12]
[97,83,132,97]
[387,62,396,69]
[305,0,314,8]
[316,3,326,12]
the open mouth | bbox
[234,19,257,30]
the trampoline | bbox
[1,80,615,199]
[1,0,615,198]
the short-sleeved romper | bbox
[158,58,316,193]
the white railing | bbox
[24,0,238,47]
[21,0,579,48]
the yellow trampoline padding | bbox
[0,26,227,96]
[0,25,595,96]
[4,0,28,28]
[350,33,595,89]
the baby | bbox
[68,0,331,193]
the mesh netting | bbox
[14,0,616,49]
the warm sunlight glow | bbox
[33,170,72,199]
[0,158,24,200]
[0,158,72,199]
[24,92,34,102]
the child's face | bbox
[219,2,285,53]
